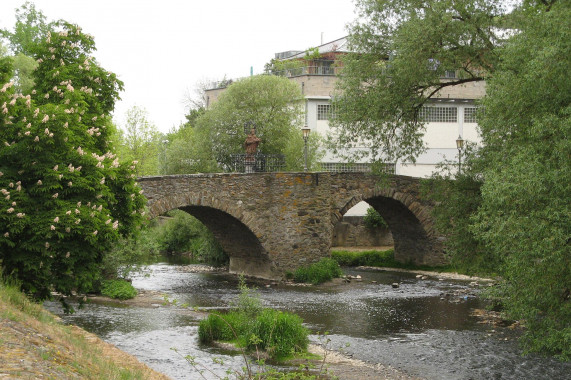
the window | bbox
[443,70,457,79]
[464,107,477,123]
[317,104,332,120]
[418,106,458,123]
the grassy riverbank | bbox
[0,281,168,379]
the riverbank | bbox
[0,284,169,379]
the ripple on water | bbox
[45,264,571,380]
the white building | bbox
[204,37,484,214]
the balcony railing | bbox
[270,65,338,77]
[229,153,286,173]
[206,66,339,90]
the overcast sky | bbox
[0,0,356,133]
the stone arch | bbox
[147,193,279,279]
[335,188,440,266]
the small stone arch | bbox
[146,193,279,279]
[335,187,440,265]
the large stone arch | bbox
[334,187,443,266]
[146,192,279,279]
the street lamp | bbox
[301,126,310,172]
[456,135,464,175]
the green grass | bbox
[0,277,154,379]
[292,257,343,285]
[100,279,137,300]
[198,309,309,361]
[198,277,309,361]
[331,248,457,272]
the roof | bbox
[277,36,349,60]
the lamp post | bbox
[302,126,310,172]
[456,135,464,175]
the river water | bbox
[45,263,570,379]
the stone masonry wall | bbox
[332,216,394,248]
[138,172,446,279]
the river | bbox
[45,263,571,379]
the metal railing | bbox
[206,66,338,90]
[270,65,337,77]
[229,153,286,173]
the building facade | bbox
[204,36,483,179]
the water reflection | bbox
[44,264,571,380]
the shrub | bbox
[250,309,309,359]
[100,279,137,300]
[363,207,388,229]
[156,210,228,265]
[293,258,343,285]
[331,249,397,267]
[198,278,309,360]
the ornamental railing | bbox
[229,153,286,173]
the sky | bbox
[0,0,357,133]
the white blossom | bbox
[16,213,25,218]
[54,216,59,223]
[7,208,14,213]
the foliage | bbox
[363,207,387,229]
[249,309,309,359]
[416,0,570,359]
[332,249,396,267]
[198,279,309,360]
[329,0,509,164]
[115,105,161,176]
[0,1,57,56]
[155,210,227,266]
[292,258,343,285]
[101,221,162,279]
[234,275,263,317]
[0,21,145,302]
[468,0,570,360]
[100,279,137,300]
[188,75,322,172]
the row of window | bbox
[418,106,478,123]
[316,104,478,123]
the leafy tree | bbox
[1,2,56,94]
[190,75,322,172]
[336,0,570,358]
[0,22,145,303]
[115,105,161,176]
[329,0,509,164]
[468,0,570,359]
[1,1,56,56]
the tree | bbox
[1,2,56,94]
[116,105,161,176]
[329,0,509,164]
[1,1,56,56]
[169,75,321,173]
[468,0,570,359]
[0,22,145,304]
[336,0,570,358]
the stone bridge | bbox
[138,172,446,279]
